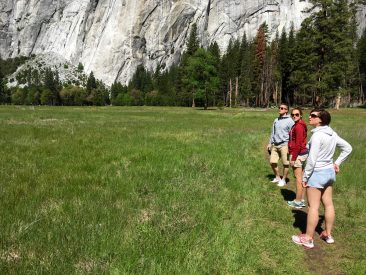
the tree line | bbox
[0,61,109,106]
[1,0,366,108]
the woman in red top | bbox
[288,107,308,208]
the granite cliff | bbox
[1,0,365,84]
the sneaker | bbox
[300,200,306,207]
[287,200,304,209]
[271,178,281,183]
[277,179,287,187]
[292,234,314,249]
[319,231,335,244]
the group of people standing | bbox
[267,104,352,249]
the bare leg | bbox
[283,165,290,181]
[301,168,305,201]
[321,186,335,236]
[306,187,322,239]
[293,167,304,201]
[271,163,281,179]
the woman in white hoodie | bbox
[292,108,352,249]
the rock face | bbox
[1,0,365,85]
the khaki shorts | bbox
[270,145,289,165]
[289,154,308,168]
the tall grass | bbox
[0,106,365,274]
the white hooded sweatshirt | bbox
[303,126,352,183]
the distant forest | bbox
[1,0,366,108]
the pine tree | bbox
[208,42,221,106]
[183,48,219,109]
[186,23,199,56]
[270,31,281,106]
[77,62,84,73]
[180,22,201,107]
[0,63,6,103]
[219,40,232,106]
[43,68,60,105]
[110,81,127,105]
[239,34,254,106]
[358,27,366,104]
[279,23,296,105]
[129,65,153,96]
[290,0,358,106]
[290,18,318,105]
[86,71,97,92]
[253,22,269,107]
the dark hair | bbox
[280,103,289,110]
[310,108,331,125]
[291,107,303,117]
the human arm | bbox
[334,163,340,174]
[332,135,352,174]
[269,121,275,145]
[291,124,305,161]
[334,135,352,166]
[268,120,276,148]
[302,135,321,182]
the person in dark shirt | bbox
[287,107,308,209]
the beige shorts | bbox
[270,145,289,165]
[289,154,308,168]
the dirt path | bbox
[285,184,346,275]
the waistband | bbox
[273,141,286,146]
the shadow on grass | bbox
[280,188,296,201]
[292,209,325,234]
[197,108,218,111]
[266,174,290,182]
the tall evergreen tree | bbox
[278,27,288,105]
[184,48,219,109]
[110,81,127,105]
[219,38,238,106]
[129,65,153,95]
[43,68,61,105]
[290,18,318,105]
[286,23,296,104]
[186,23,199,56]
[279,23,296,105]
[239,34,254,106]
[270,31,281,106]
[180,22,201,107]
[219,40,232,106]
[86,71,97,92]
[253,22,269,106]
[0,62,6,103]
[358,27,366,104]
[290,0,358,106]
[208,42,221,106]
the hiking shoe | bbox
[319,231,335,244]
[271,178,281,183]
[277,179,287,187]
[287,200,304,209]
[292,234,314,249]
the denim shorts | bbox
[307,168,336,189]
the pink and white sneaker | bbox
[319,231,335,244]
[292,234,314,249]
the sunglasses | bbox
[309,113,319,118]
[279,107,287,110]
[291,113,300,117]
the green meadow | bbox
[0,106,365,274]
